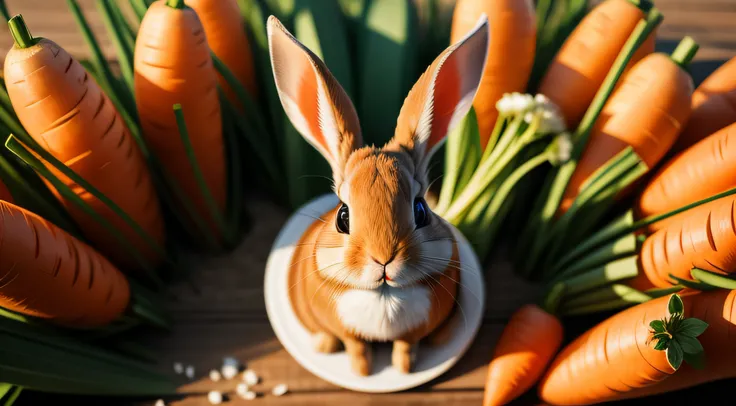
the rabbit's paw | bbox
[312,331,341,353]
[392,340,417,374]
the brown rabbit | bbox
[268,14,489,376]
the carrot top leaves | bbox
[8,14,38,49]
[650,293,708,370]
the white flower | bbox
[242,369,259,386]
[496,92,535,115]
[207,391,223,405]
[173,363,183,374]
[221,364,239,380]
[523,94,567,134]
[209,369,221,382]
[185,365,195,380]
[549,133,574,165]
[242,391,257,400]
[272,383,289,397]
[154,400,166,406]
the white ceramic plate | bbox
[264,194,485,393]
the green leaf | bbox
[683,350,706,370]
[666,340,684,370]
[668,293,684,316]
[676,335,704,354]
[677,318,709,338]
[653,338,668,351]
[649,319,666,333]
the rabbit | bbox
[267,13,489,376]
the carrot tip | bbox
[670,36,699,68]
[7,14,37,49]
[165,0,185,9]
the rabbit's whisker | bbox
[295,210,329,224]
[410,263,468,336]
[288,260,340,293]
[417,256,482,305]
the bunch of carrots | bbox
[433,0,736,404]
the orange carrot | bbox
[635,121,736,233]
[631,193,736,290]
[185,0,258,104]
[450,0,536,148]
[134,0,226,235]
[671,56,736,153]
[0,200,130,327]
[558,41,695,214]
[538,293,706,405]
[615,289,736,400]
[538,0,655,128]
[483,304,563,406]
[0,179,11,202]
[3,16,165,269]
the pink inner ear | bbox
[297,68,326,149]
[429,57,462,149]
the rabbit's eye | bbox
[336,203,350,234]
[414,198,430,229]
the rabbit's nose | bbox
[370,254,395,267]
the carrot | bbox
[3,15,165,269]
[134,0,226,235]
[615,289,736,400]
[483,303,563,406]
[0,178,11,202]
[558,38,696,214]
[631,193,736,290]
[0,200,130,327]
[185,0,258,104]
[450,0,536,148]
[538,293,707,405]
[671,56,736,153]
[635,121,736,233]
[538,0,655,128]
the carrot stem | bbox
[557,185,736,270]
[219,90,245,245]
[129,0,149,22]
[210,53,282,184]
[690,268,736,290]
[166,0,184,9]
[172,104,228,246]
[542,282,566,315]
[561,256,639,297]
[7,15,36,49]
[0,1,10,21]
[97,0,134,93]
[670,36,699,68]
[521,8,663,273]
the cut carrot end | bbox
[670,36,699,68]
[165,0,185,9]
[7,14,37,49]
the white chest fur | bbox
[336,285,431,341]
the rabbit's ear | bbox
[388,14,489,177]
[267,16,363,180]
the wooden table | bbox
[2,0,735,405]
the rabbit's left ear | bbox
[388,14,489,176]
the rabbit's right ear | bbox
[267,16,363,181]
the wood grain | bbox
[3,0,736,405]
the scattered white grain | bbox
[242,391,257,400]
[185,365,195,379]
[209,369,222,382]
[207,391,223,405]
[236,383,250,397]
[242,369,259,385]
[154,399,166,406]
[221,364,239,380]
[173,363,184,374]
[272,383,288,397]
